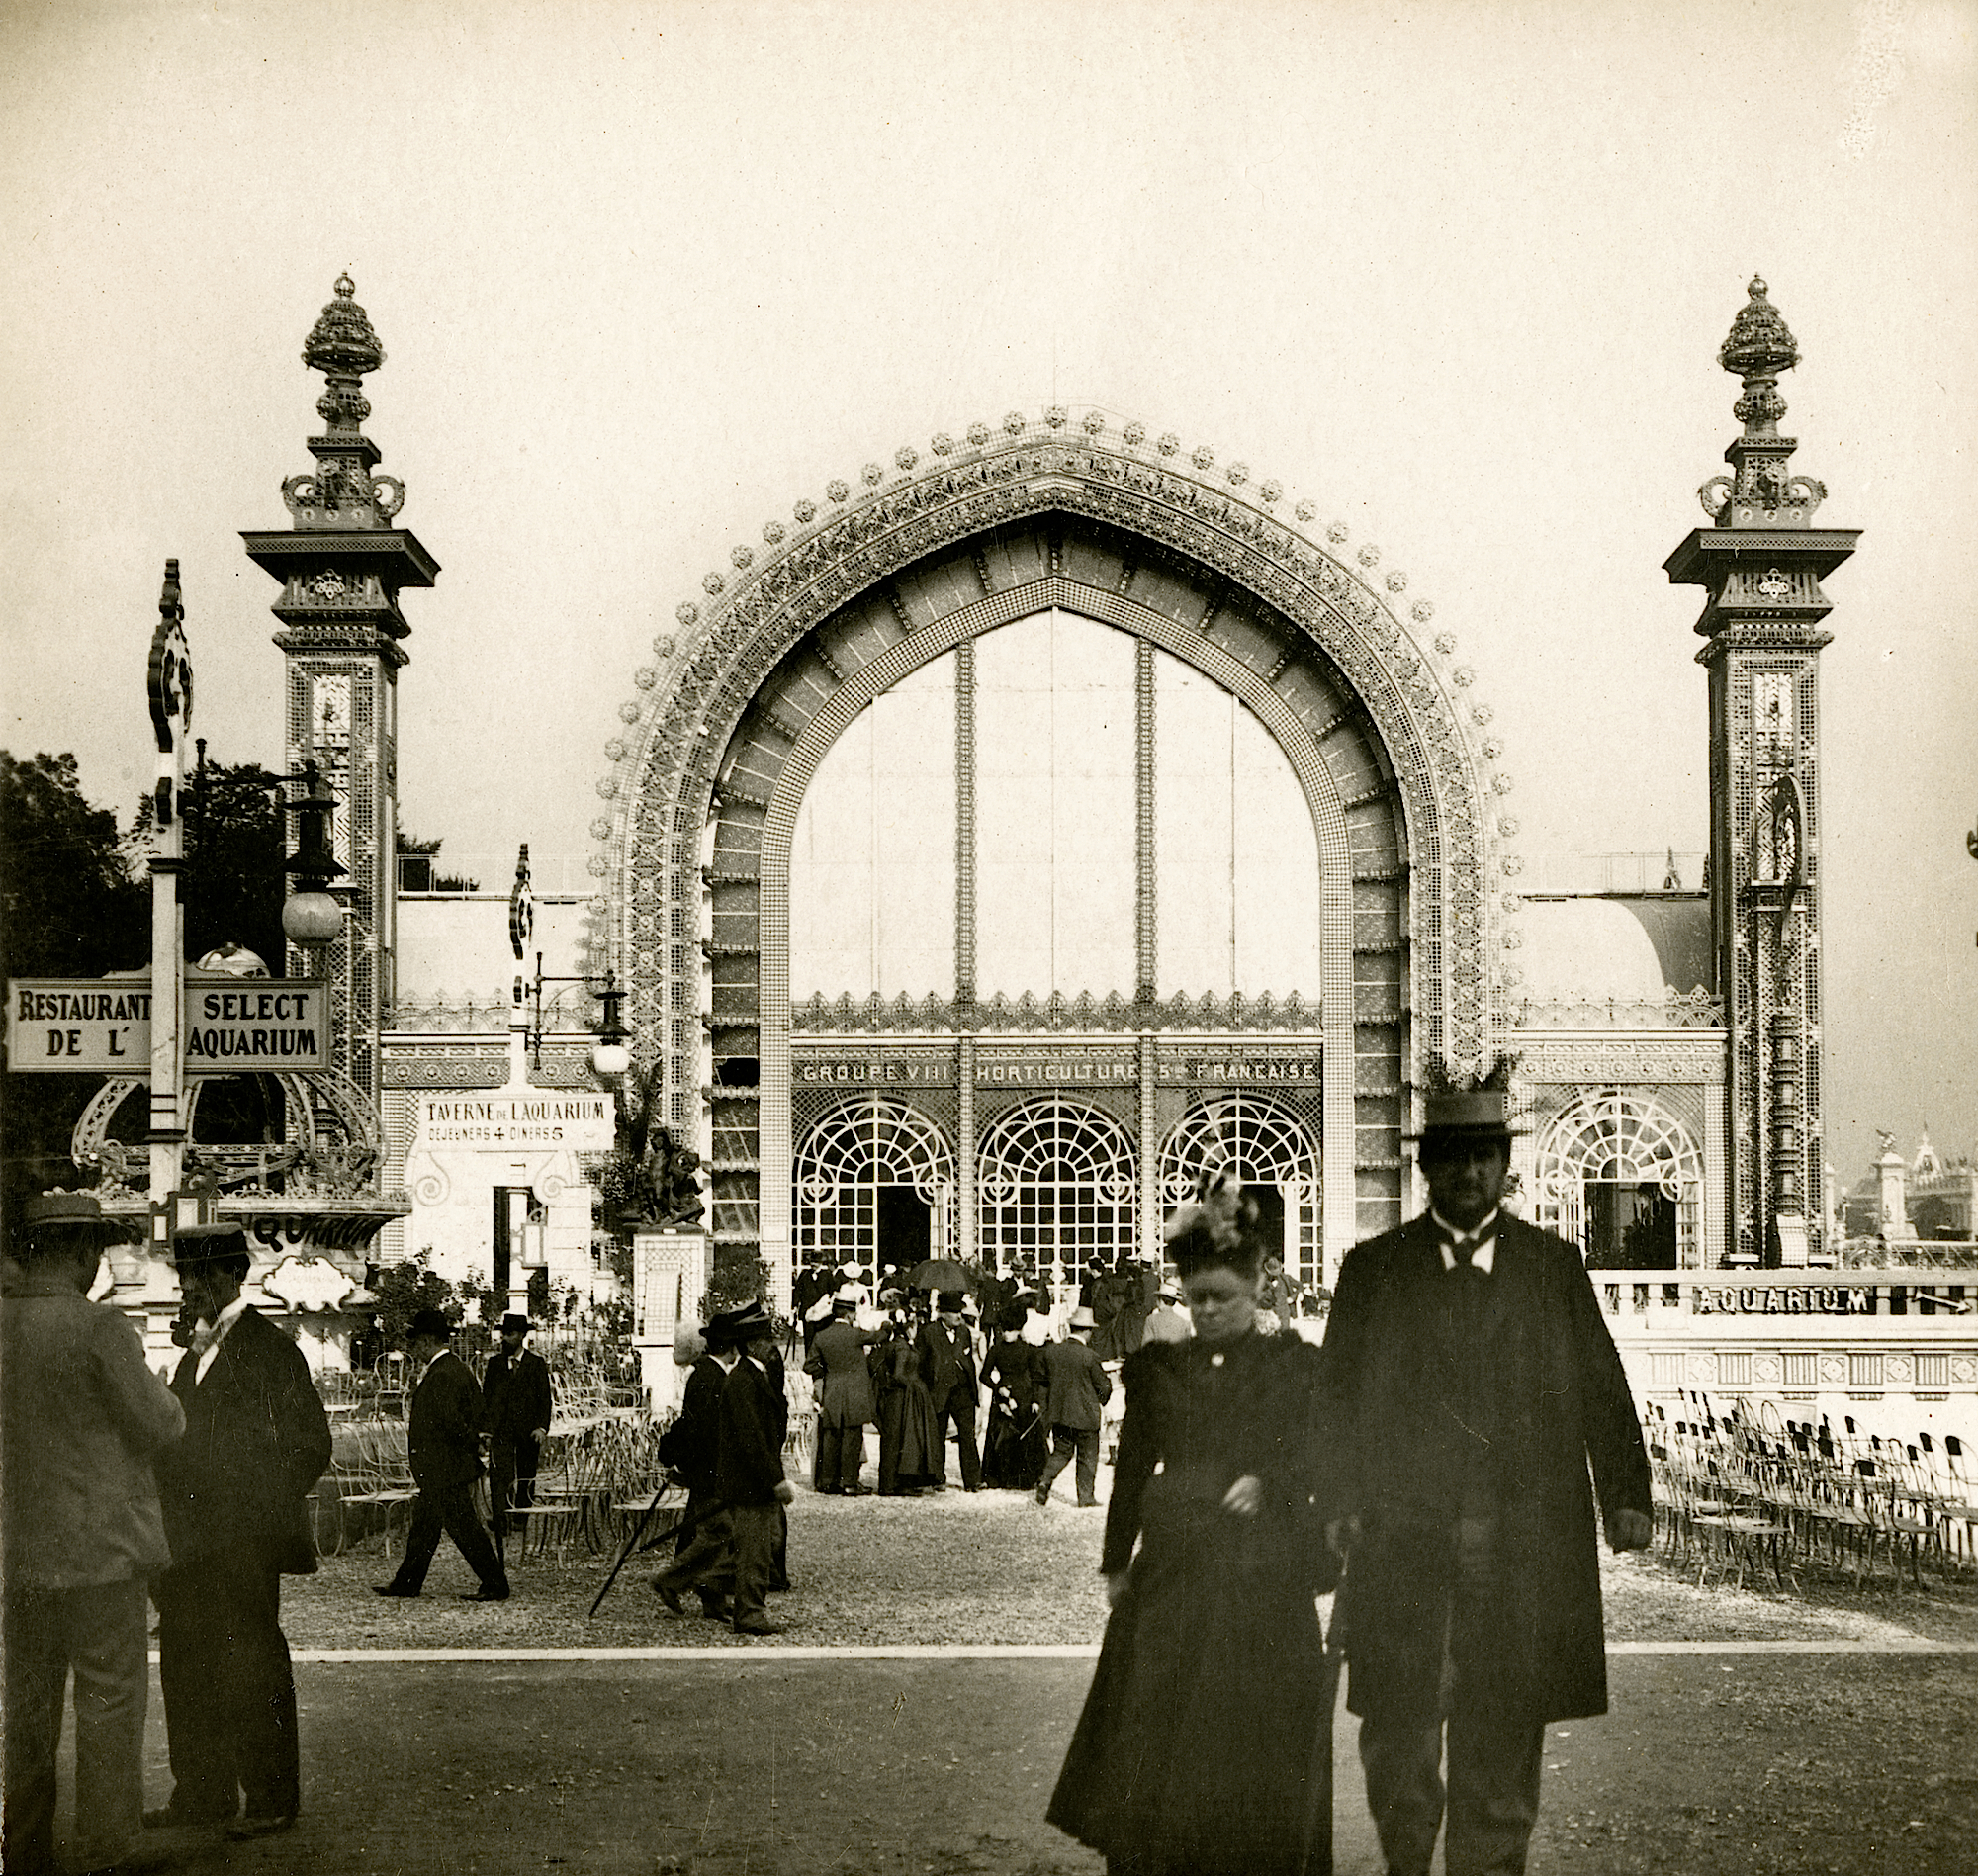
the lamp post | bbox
[279,760,347,950]
[525,960,630,1081]
[145,563,193,1203]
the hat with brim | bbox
[1158,1280,1184,1302]
[22,1192,126,1239]
[832,1286,862,1308]
[406,1307,453,1343]
[500,1313,533,1334]
[170,1220,252,1266]
[1405,1088,1524,1143]
[705,1299,774,1347]
[1067,1305,1097,1331]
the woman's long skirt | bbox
[1046,1481,1334,1876]
[876,1378,943,1493]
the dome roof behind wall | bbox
[1518,897,1709,1006]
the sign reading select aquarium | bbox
[7,979,329,1074]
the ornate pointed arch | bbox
[589,410,1518,1285]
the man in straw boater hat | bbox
[1034,1304,1113,1508]
[150,1219,332,1842]
[1316,1059,1653,1876]
[802,1284,882,1494]
[3,1193,183,1876]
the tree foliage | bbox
[128,758,288,969]
[369,1252,461,1351]
[1,753,150,1205]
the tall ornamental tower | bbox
[243,277,440,1110]
[1666,279,1858,1267]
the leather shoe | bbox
[732,1616,784,1636]
[225,1813,297,1840]
[699,1597,733,1621]
[652,1581,685,1615]
[460,1585,510,1601]
[371,1584,418,1597]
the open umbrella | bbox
[907,1258,973,1293]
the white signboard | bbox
[415,1091,614,1151]
[7,978,329,1075]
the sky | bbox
[4,0,1974,1185]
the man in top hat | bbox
[481,1313,553,1563]
[803,1286,882,1493]
[1034,1305,1113,1507]
[652,1301,792,1635]
[375,1309,509,1602]
[150,1219,332,1840]
[654,1310,744,1618]
[1317,1064,1653,1876]
[915,1290,982,1492]
[4,1193,184,1876]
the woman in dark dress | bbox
[980,1320,1048,1490]
[1046,1211,1337,1876]
[873,1314,943,1495]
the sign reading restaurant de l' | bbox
[7,978,329,1074]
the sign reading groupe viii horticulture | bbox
[7,979,330,1075]
[793,1050,1322,1086]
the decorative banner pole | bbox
[146,561,194,1203]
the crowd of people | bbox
[5,1068,1658,1876]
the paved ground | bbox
[97,1649,1978,1875]
[48,1471,1977,1872]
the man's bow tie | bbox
[1439,1225,1495,1267]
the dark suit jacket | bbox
[406,1350,486,1491]
[805,1318,881,1426]
[156,1307,331,1575]
[713,1357,787,1508]
[1316,1212,1653,1727]
[482,1348,553,1446]
[660,1353,731,1495]
[915,1319,978,1401]
[1041,1336,1113,1431]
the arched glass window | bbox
[977,1097,1138,1287]
[1159,1094,1322,1290]
[1530,1089,1703,1270]
[793,1097,954,1285]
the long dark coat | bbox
[405,1350,486,1491]
[805,1317,880,1427]
[156,1307,331,1575]
[481,1347,553,1444]
[1315,1213,1652,1727]
[712,1358,787,1509]
[1048,1331,1335,1875]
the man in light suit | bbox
[150,1221,332,1841]
[916,1290,982,1492]
[804,1288,881,1493]
[1318,1069,1654,1876]
[375,1308,508,1602]
[1034,1305,1113,1507]
[4,1193,184,1876]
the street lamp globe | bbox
[282,891,343,945]
[589,1037,632,1079]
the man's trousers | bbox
[931,1385,982,1490]
[1036,1423,1101,1505]
[815,1421,866,1492]
[153,1545,303,1826]
[3,1577,149,1873]
[1356,1512,1546,1876]
[387,1480,508,1595]
[726,1503,781,1626]
[489,1435,541,1550]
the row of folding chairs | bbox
[1645,1394,1976,1591]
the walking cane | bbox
[587,1474,679,1619]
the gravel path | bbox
[286,1474,1978,1653]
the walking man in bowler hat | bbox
[482,1312,553,1563]
[1317,1062,1653,1876]
[375,1309,509,1602]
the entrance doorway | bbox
[876,1185,934,1274]
[1583,1181,1677,1269]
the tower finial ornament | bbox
[282,275,405,529]
[1694,274,1826,527]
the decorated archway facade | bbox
[589,413,1516,1302]
[1530,1087,1706,1269]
